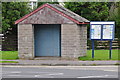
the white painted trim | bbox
[29,0,37,1]
[90,22,115,24]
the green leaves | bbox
[64,2,109,21]
[108,2,120,39]
[2,2,30,33]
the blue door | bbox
[34,24,61,57]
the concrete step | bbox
[34,57,61,60]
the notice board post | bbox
[92,40,94,58]
[90,21,115,59]
[109,40,112,59]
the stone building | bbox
[15,3,89,59]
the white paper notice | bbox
[91,25,101,39]
[103,25,113,39]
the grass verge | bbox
[0,50,119,61]
[79,49,119,61]
[0,51,18,60]
[0,61,18,63]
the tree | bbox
[108,2,120,40]
[64,2,109,21]
[2,2,30,34]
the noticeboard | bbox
[90,21,115,40]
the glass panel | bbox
[103,25,114,39]
[91,25,101,39]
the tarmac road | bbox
[1,65,119,78]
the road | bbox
[1,65,118,78]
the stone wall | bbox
[18,24,87,59]
[61,24,87,59]
[18,24,34,59]
[77,24,87,57]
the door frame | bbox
[34,24,61,57]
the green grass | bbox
[0,50,119,61]
[79,49,119,61]
[0,51,18,60]
[0,61,18,63]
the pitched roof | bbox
[15,3,90,24]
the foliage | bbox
[2,2,30,34]
[64,2,109,21]
[108,2,120,40]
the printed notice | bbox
[91,25,101,39]
[103,25,113,39]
